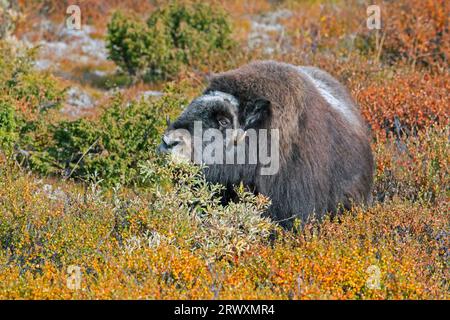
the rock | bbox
[137,90,164,100]
[22,19,109,71]
[34,59,54,71]
[66,87,93,108]
[61,86,95,117]
[248,9,293,55]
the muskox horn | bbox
[226,129,247,149]
[236,130,247,144]
[166,115,171,126]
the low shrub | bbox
[106,0,235,81]
[0,156,276,298]
[373,124,449,205]
[381,0,449,72]
[46,90,185,184]
[0,41,64,159]
[0,40,188,185]
[9,86,186,185]
[0,101,18,153]
[0,156,447,299]
[1,0,448,299]
[0,42,64,115]
[357,71,449,134]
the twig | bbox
[65,137,100,180]
[375,29,386,63]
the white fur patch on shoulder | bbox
[196,91,239,107]
[297,67,357,123]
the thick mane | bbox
[205,60,373,228]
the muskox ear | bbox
[244,98,271,130]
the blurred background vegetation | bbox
[0,0,448,299]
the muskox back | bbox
[204,61,374,228]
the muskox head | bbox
[158,90,279,182]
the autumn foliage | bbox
[358,71,449,133]
[0,0,448,299]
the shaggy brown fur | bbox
[204,61,373,228]
[161,60,374,228]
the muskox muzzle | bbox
[157,136,179,154]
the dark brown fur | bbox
[204,61,374,228]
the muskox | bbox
[158,61,374,228]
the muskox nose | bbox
[156,136,179,154]
[157,142,168,154]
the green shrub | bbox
[106,11,155,79]
[28,86,187,185]
[106,0,234,81]
[0,39,189,185]
[0,100,17,154]
[0,43,64,115]
[48,94,167,184]
[0,41,64,161]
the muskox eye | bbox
[217,117,231,127]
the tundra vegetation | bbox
[0,0,448,299]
